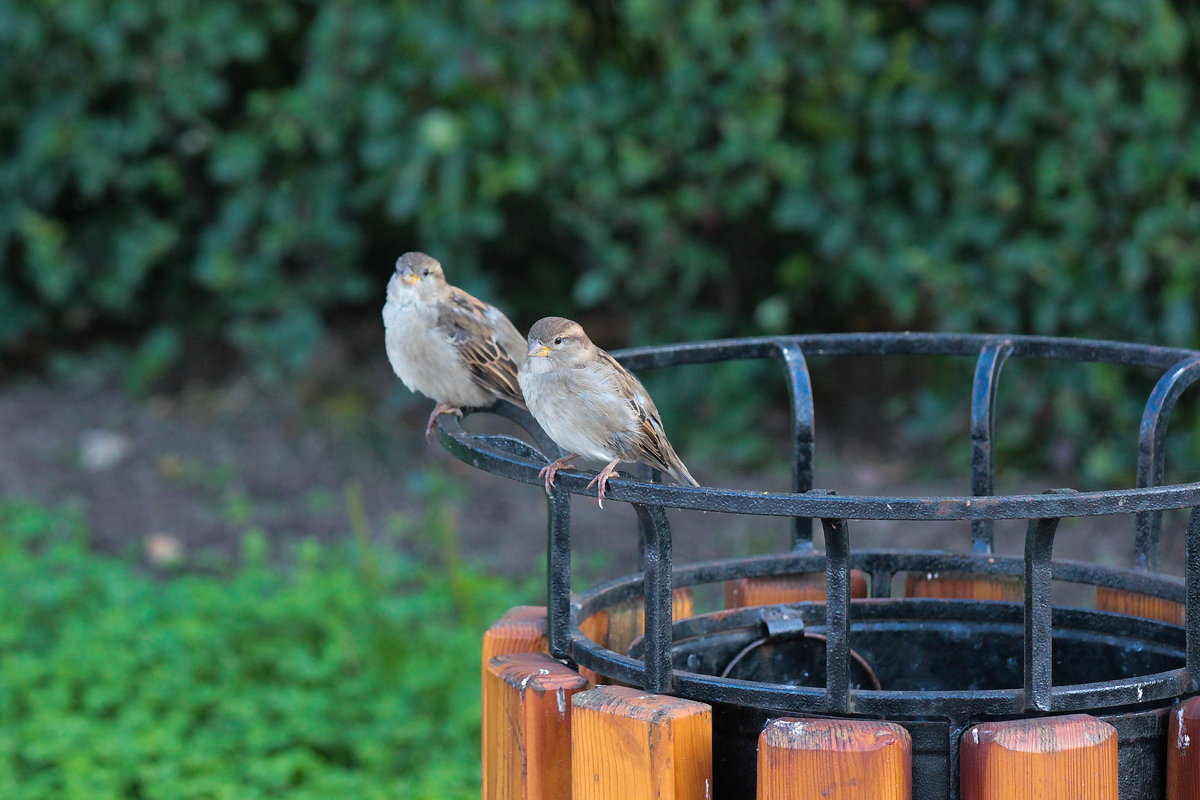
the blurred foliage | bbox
[3,0,1200,476]
[0,496,530,800]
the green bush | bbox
[0,497,529,800]
[4,2,1198,362]
[3,1,1200,474]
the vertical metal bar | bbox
[870,570,893,599]
[502,399,578,663]
[1135,357,1200,571]
[1187,506,1200,692]
[634,502,674,694]
[546,489,572,661]
[946,720,970,800]
[1023,494,1072,713]
[970,340,1012,553]
[635,464,660,572]
[778,342,816,551]
[820,512,852,713]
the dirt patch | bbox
[0,335,1184,588]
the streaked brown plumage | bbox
[518,316,699,507]
[382,252,525,436]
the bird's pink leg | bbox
[585,459,622,509]
[425,403,463,438]
[538,454,579,493]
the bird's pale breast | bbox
[383,293,493,408]
[520,365,637,463]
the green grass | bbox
[0,497,533,800]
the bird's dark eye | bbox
[422,268,430,276]
[553,336,563,345]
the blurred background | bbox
[2,1,1200,797]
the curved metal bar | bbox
[655,599,1185,649]
[574,549,1187,621]
[611,332,1197,372]
[436,423,1200,518]
[437,334,1200,519]
[1135,357,1200,570]
[569,639,1189,720]
[776,342,817,551]
[970,340,1013,553]
[568,597,1189,719]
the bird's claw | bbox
[585,463,619,509]
[585,474,607,509]
[424,404,463,439]
[540,456,618,509]
[538,457,576,494]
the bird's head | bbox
[524,316,593,373]
[388,252,445,302]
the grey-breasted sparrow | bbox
[518,316,699,507]
[383,252,525,436]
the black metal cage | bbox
[437,333,1200,800]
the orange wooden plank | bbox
[605,588,695,656]
[1096,587,1184,625]
[905,572,1021,602]
[579,610,610,647]
[577,610,611,686]
[1167,696,1200,799]
[757,716,911,800]
[960,714,1117,800]
[572,684,712,800]
[482,605,548,672]
[606,596,645,657]
[483,652,588,800]
[725,571,869,609]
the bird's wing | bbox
[593,349,681,475]
[437,288,525,407]
[483,302,527,360]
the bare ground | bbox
[0,332,1186,594]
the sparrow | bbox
[383,252,526,436]
[518,316,699,507]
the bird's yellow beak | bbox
[528,343,550,358]
[401,272,421,285]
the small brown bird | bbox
[519,316,699,507]
[383,252,525,436]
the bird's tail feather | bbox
[668,459,700,488]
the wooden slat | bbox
[572,684,712,800]
[960,714,1117,800]
[905,572,1021,602]
[579,610,610,647]
[568,590,694,686]
[577,610,611,686]
[725,571,869,609]
[1167,696,1200,799]
[482,605,548,671]
[484,652,588,800]
[757,716,911,800]
[606,596,644,657]
[1096,587,1184,625]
